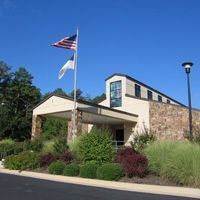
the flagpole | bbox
[72,28,79,142]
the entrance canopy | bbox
[33,95,138,125]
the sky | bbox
[0,0,200,108]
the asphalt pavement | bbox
[0,173,197,200]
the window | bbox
[158,95,162,102]
[135,84,141,98]
[167,99,170,104]
[147,90,153,100]
[110,81,122,107]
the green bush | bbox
[132,131,156,152]
[4,151,40,170]
[42,140,55,153]
[96,163,123,181]
[76,128,113,164]
[53,138,69,153]
[63,163,80,176]
[80,162,98,179]
[0,143,14,153]
[48,161,66,175]
[144,141,200,188]
[0,141,25,159]
[13,142,24,154]
[23,138,43,152]
[42,118,67,140]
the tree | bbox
[68,89,91,101]
[91,93,106,104]
[0,65,41,140]
[0,61,12,103]
[42,88,67,100]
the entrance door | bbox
[115,129,124,146]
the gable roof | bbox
[105,73,186,107]
[33,93,138,117]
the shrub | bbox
[114,147,138,163]
[4,151,40,170]
[97,163,123,181]
[23,138,43,152]
[115,147,148,178]
[42,118,67,140]
[40,153,56,167]
[48,161,66,175]
[144,141,200,188]
[42,140,55,153]
[53,138,69,153]
[132,132,156,152]
[59,151,75,164]
[0,141,24,159]
[14,142,24,154]
[122,154,148,178]
[0,143,14,153]
[76,128,113,164]
[80,162,98,179]
[63,163,80,176]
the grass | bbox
[0,139,15,145]
[144,140,200,188]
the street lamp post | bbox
[182,62,193,141]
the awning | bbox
[33,95,138,125]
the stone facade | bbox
[149,101,200,140]
[67,110,88,142]
[31,115,42,138]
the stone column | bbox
[31,115,42,138]
[67,120,73,143]
[67,110,88,143]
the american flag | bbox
[52,34,77,50]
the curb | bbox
[0,168,200,199]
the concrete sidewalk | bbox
[0,168,200,199]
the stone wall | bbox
[149,101,200,140]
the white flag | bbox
[58,55,75,79]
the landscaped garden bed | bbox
[1,128,200,189]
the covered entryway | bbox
[32,94,138,144]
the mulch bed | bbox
[120,174,179,187]
[30,167,49,174]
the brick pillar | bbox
[31,115,42,138]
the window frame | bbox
[110,80,122,107]
[135,84,141,98]
[158,95,162,102]
[147,90,153,100]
